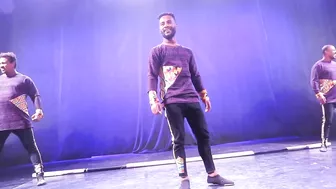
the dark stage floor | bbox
[1,137,335,189]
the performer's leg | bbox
[185,103,214,173]
[165,103,188,178]
[0,130,11,152]
[321,103,334,152]
[13,128,46,186]
[185,103,234,186]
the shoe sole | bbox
[37,181,46,186]
[208,183,235,186]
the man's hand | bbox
[199,90,211,112]
[149,90,162,114]
[316,92,327,104]
[151,102,163,114]
[32,109,43,122]
[203,97,211,112]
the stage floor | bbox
[1,137,335,189]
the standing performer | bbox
[311,45,336,152]
[147,13,234,188]
[0,52,46,186]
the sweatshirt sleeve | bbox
[24,77,42,109]
[189,51,205,93]
[311,63,321,94]
[148,47,160,93]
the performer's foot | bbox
[207,174,234,186]
[34,164,46,186]
[179,177,190,189]
[36,172,46,186]
[320,141,328,152]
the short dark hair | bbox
[158,12,176,21]
[322,45,333,55]
[0,52,17,63]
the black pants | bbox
[321,103,336,141]
[0,128,43,167]
[165,102,215,177]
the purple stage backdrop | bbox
[1,0,336,167]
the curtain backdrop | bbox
[1,0,336,167]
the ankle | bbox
[208,171,218,177]
[34,164,44,174]
[181,176,189,181]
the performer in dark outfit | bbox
[311,45,336,152]
[0,52,46,186]
[147,13,234,188]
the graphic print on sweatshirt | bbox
[159,66,182,100]
[10,94,29,115]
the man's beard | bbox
[330,54,336,60]
[161,27,176,40]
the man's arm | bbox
[148,48,160,105]
[311,63,326,104]
[310,63,321,94]
[24,77,42,110]
[188,51,208,99]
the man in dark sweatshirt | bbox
[147,12,234,188]
[311,45,336,152]
[0,52,46,186]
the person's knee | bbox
[195,129,210,141]
[173,138,185,148]
[197,138,210,145]
[173,140,184,146]
[24,142,39,153]
[324,118,333,126]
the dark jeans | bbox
[165,102,215,177]
[321,103,336,140]
[0,128,43,167]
